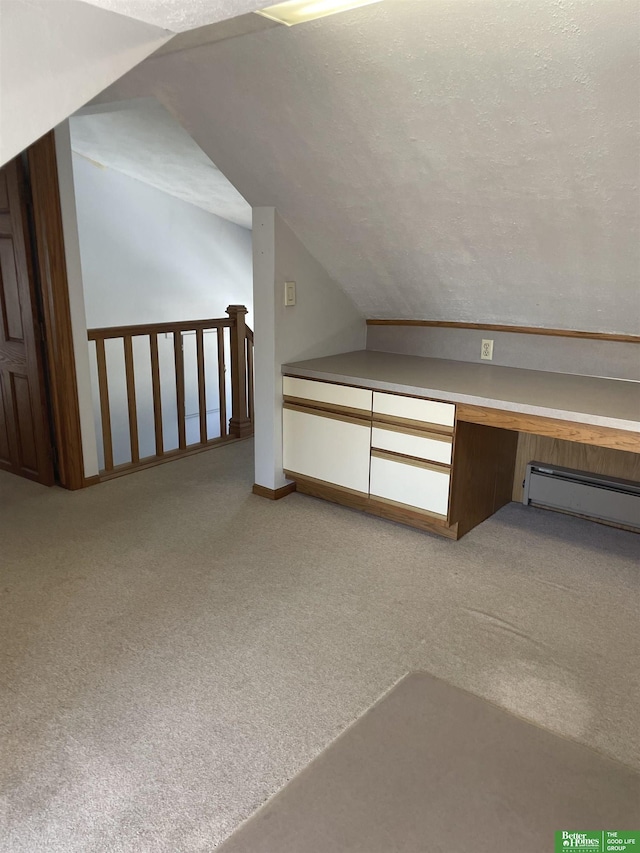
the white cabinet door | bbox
[283,407,371,494]
[370,453,450,517]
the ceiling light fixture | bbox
[256,0,382,27]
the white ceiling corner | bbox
[151,13,280,57]
[79,0,271,32]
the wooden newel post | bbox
[226,305,253,438]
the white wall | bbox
[253,208,366,491]
[72,154,253,468]
[367,326,640,382]
[54,124,101,478]
[0,0,170,166]
[73,153,252,327]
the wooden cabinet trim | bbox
[289,473,458,539]
[284,373,638,454]
[370,447,450,474]
[283,400,371,426]
[372,419,453,443]
[372,412,454,435]
[284,372,458,408]
[368,493,448,523]
[283,395,371,421]
[283,372,362,389]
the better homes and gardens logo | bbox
[560,833,601,848]
[555,832,639,852]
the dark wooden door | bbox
[0,158,55,485]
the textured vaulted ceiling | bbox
[71,99,251,227]
[95,0,640,334]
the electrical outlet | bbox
[481,339,494,360]
[284,281,296,306]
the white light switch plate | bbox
[285,281,296,306]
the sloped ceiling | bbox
[71,99,251,227]
[0,0,169,165]
[0,0,270,166]
[95,0,640,334]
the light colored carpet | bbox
[217,672,640,853]
[0,440,638,852]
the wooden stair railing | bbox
[227,305,253,438]
[87,306,254,479]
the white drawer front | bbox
[283,407,371,494]
[370,455,450,517]
[371,426,452,465]
[283,376,372,412]
[373,391,454,427]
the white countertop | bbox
[282,350,640,433]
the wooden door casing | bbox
[0,158,54,485]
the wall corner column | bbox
[27,125,98,487]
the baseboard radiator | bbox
[523,461,640,531]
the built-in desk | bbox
[282,351,640,538]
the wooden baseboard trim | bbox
[367,497,459,539]
[366,319,639,344]
[284,470,369,499]
[252,482,297,500]
[292,475,459,539]
[82,475,101,488]
[97,436,247,483]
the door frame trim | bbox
[27,132,85,490]
[0,157,56,484]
